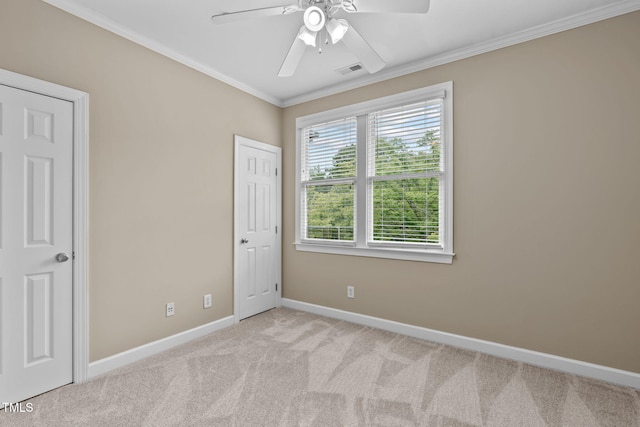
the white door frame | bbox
[0,69,89,383]
[233,135,282,323]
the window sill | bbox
[294,242,454,264]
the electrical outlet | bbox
[203,294,212,309]
[166,302,175,317]
[347,286,355,299]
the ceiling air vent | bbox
[336,63,363,75]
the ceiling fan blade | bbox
[211,5,300,25]
[348,0,429,14]
[340,24,385,73]
[278,31,308,77]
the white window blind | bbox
[301,117,357,242]
[295,82,453,263]
[367,99,444,247]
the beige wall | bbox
[2,0,638,373]
[283,11,640,373]
[0,0,282,361]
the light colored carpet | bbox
[2,308,639,426]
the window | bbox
[295,82,453,263]
[301,118,357,243]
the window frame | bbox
[299,117,358,246]
[295,82,454,264]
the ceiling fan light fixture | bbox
[303,6,326,32]
[297,26,317,47]
[326,18,349,44]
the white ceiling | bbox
[44,0,640,107]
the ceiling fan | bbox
[211,0,430,77]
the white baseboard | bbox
[87,315,235,379]
[282,298,640,390]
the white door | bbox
[0,84,73,403]
[234,136,281,320]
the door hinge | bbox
[276,283,278,291]
[275,168,278,176]
[275,225,278,234]
[72,251,76,260]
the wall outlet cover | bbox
[166,302,175,317]
[347,286,355,299]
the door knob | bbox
[56,253,70,263]
[240,238,249,244]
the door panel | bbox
[247,182,256,232]
[236,139,280,320]
[0,84,73,403]
[25,272,54,364]
[26,156,54,246]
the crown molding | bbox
[41,0,285,107]
[280,0,640,107]
[43,0,640,108]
